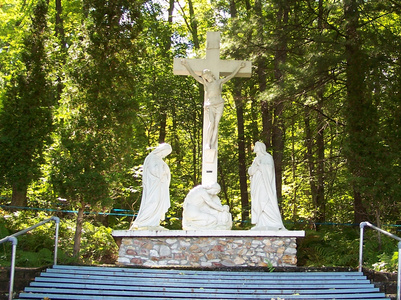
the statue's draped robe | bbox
[249,153,285,230]
[132,153,171,228]
[182,185,232,230]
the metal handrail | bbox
[0,216,60,300]
[359,221,401,300]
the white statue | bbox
[248,141,286,231]
[182,183,232,230]
[181,59,245,149]
[130,143,172,230]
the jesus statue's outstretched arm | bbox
[181,59,204,84]
[221,61,246,84]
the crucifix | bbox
[173,32,252,186]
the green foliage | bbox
[0,0,54,205]
[79,222,118,264]
[298,227,360,268]
[0,210,118,267]
[298,225,401,272]
[373,251,399,273]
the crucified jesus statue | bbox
[181,58,246,150]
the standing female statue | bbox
[248,141,286,231]
[130,143,172,230]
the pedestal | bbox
[112,230,305,268]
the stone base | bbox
[112,230,305,268]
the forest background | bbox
[0,0,401,269]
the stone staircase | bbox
[16,265,390,299]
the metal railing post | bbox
[8,237,17,300]
[359,222,366,272]
[51,216,60,266]
[397,242,401,300]
[0,216,61,300]
[359,221,401,300]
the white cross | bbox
[173,32,252,186]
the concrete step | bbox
[16,265,390,300]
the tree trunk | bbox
[55,0,66,49]
[187,1,202,186]
[272,0,289,202]
[73,205,85,258]
[344,0,371,224]
[218,164,231,209]
[11,183,28,207]
[55,0,66,101]
[304,107,319,220]
[230,0,249,223]
[158,0,175,144]
[315,99,326,223]
[158,113,166,144]
[254,1,271,148]
[353,190,367,224]
[187,0,200,49]
[234,82,250,222]
[315,0,326,225]
[290,117,297,221]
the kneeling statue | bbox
[182,183,232,230]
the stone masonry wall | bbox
[117,236,297,268]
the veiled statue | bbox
[248,142,286,231]
[130,143,172,230]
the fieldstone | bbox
[143,260,157,267]
[117,257,130,264]
[283,255,297,265]
[166,238,177,244]
[264,246,274,252]
[189,244,200,252]
[250,256,260,263]
[150,249,159,257]
[234,257,245,265]
[221,260,235,267]
[180,240,191,247]
[144,242,153,250]
[174,253,186,260]
[206,253,216,260]
[263,239,272,246]
[246,249,255,256]
[126,248,137,256]
[225,249,235,255]
[130,257,143,264]
[211,245,224,252]
[238,248,247,256]
[258,261,268,267]
[273,240,284,247]
[284,247,297,255]
[201,261,212,267]
[122,238,132,246]
[233,239,244,244]
[277,247,285,254]
[189,253,200,262]
[167,260,180,265]
[160,245,171,257]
